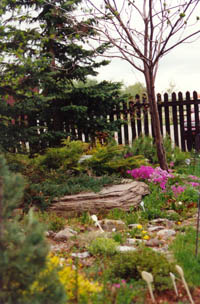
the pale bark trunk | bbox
[144,65,168,171]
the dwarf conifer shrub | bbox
[82,140,147,176]
[0,155,66,304]
[34,139,88,171]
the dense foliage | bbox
[0,155,66,304]
[0,0,125,153]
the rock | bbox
[45,230,55,238]
[71,252,90,259]
[152,246,169,254]
[54,227,77,241]
[146,238,164,247]
[50,181,149,215]
[150,218,174,229]
[148,226,165,232]
[50,243,71,252]
[98,219,126,231]
[157,229,176,239]
[116,245,136,252]
[127,238,145,245]
[128,223,142,229]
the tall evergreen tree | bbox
[0,0,119,153]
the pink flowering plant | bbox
[127,166,174,190]
[127,165,200,217]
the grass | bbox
[170,227,200,286]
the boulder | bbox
[50,181,149,216]
[54,227,77,241]
[157,229,176,239]
[98,219,126,231]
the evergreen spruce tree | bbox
[0,155,66,304]
[0,0,122,153]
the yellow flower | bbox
[137,224,143,229]
[177,221,181,225]
[26,254,102,301]
[141,230,147,234]
[143,235,150,240]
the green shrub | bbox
[88,237,119,256]
[128,136,158,164]
[4,152,31,173]
[82,140,147,175]
[36,211,66,232]
[112,232,125,245]
[127,135,190,166]
[34,139,88,171]
[108,247,174,291]
[177,186,199,203]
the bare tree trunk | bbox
[144,66,168,171]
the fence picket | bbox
[163,93,171,137]
[178,92,186,151]
[172,92,179,147]
[11,91,200,152]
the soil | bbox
[145,284,200,303]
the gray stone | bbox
[50,243,70,252]
[98,219,126,231]
[117,245,136,252]
[150,218,174,228]
[54,227,77,241]
[45,230,55,238]
[146,238,164,247]
[148,226,165,232]
[127,238,144,245]
[152,246,169,254]
[157,229,176,239]
[71,252,90,259]
[128,223,142,229]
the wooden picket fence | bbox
[18,91,200,153]
[111,91,200,151]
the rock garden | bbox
[2,136,200,304]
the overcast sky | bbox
[95,38,200,95]
[84,0,200,95]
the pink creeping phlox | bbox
[171,185,186,197]
[127,166,173,190]
[127,166,200,194]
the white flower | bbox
[185,159,191,165]
[178,201,182,205]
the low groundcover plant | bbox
[26,254,102,302]
[127,165,200,195]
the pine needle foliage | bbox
[0,155,66,304]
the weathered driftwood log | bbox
[50,181,149,216]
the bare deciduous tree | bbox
[83,0,200,170]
